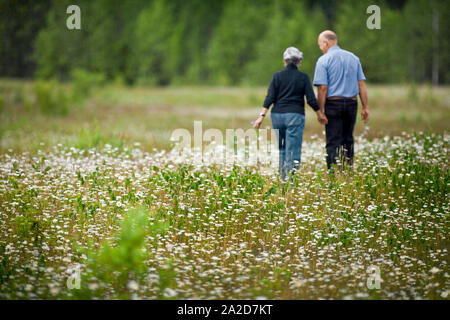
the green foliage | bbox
[0,94,4,114]
[243,0,326,85]
[0,81,29,112]
[129,0,179,85]
[206,0,269,85]
[335,0,407,83]
[169,0,223,85]
[0,245,15,285]
[70,68,106,100]
[34,0,87,80]
[75,206,149,298]
[0,0,51,78]
[74,120,104,150]
[407,83,419,102]
[157,259,178,299]
[33,81,71,116]
[403,0,444,83]
[25,0,450,85]
[0,132,448,299]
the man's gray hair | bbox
[283,47,303,65]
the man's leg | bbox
[342,100,358,167]
[285,113,305,179]
[325,101,343,170]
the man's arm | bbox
[317,85,328,125]
[313,58,328,125]
[358,80,369,123]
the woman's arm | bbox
[254,74,277,129]
[305,75,319,111]
[305,74,327,125]
[263,74,277,109]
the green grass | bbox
[0,80,448,299]
[0,80,449,154]
[0,131,448,299]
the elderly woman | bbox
[253,47,327,182]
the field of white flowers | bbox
[0,132,448,299]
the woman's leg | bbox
[270,113,287,181]
[285,113,305,179]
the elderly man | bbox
[313,30,370,171]
[254,47,326,182]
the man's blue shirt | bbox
[313,45,366,98]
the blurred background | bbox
[1,0,449,154]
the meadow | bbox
[0,81,448,299]
[1,80,449,154]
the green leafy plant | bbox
[70,68,106,101]
[33,81,71,116]
[74,206,149,299]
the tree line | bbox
[1,0,448,85]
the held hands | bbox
[361,107,370,124]
[316,110,328,125]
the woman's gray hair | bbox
[284,57,302,65]
[283,47,303,65]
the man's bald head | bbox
[318,30,338,54]
[319,30,338,43]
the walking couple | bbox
[253,30,370,182]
